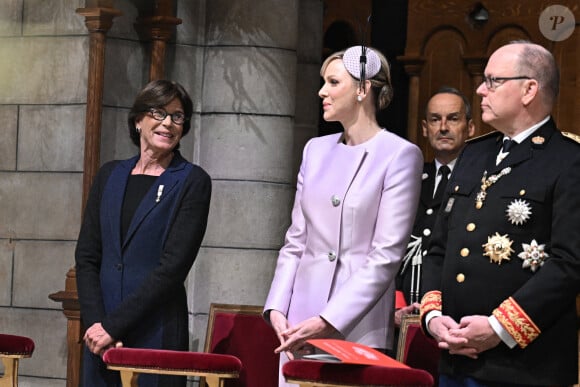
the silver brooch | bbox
[422,173,429,180]
[506,199,531,225]
[518,239,548,272]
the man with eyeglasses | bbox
[420,41,580,387]
[395,87,475,320]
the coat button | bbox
[331,195,341,207]
[327,251,337,261]
[115,263,123,271]
[460,248,469,257]
[426,208,434,215]
[423,228,431,237]
[466,223,476,232]
[456,273,465,283]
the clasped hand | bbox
[84,322,123,356]
[269,311,338,360]
[429,315,502,359]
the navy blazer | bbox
[75,151,211,386]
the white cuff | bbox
[488,315,517,349]
[425,310,442,337]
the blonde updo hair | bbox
[320,47,394,112]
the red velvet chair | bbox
[282,360,434,387]
[0,333,35,387]
[102,347,242,387]
[396,314,440,386]
[202,303,280,387]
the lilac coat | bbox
[265,130,423,350]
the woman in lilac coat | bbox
[264,46,423,386]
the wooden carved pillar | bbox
[135,0,182,81]
[49,2,121,387]
[464,56,487,136]
[398,56,425,144]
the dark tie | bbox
[502,138,516,152]
[432,165,450,203]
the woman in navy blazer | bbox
[75,80,211,387]
[264,46,423,386]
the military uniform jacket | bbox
[396,162,442,304]
[421,119,580,385]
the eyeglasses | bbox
[481,75,532,91]
[148,108,187,125]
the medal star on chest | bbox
[482,233,514,265]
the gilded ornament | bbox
[518,239,549,272]
[483,233,514,265]
[506,199,532,225]
[475,168,511,209]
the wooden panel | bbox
[402,0,579,158]
[417,30,471,161]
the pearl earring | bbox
[357,95,363,102]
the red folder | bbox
[306,339,409,368]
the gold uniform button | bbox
[456,273,465,283]
[460,248,469,257]
[519,189,526,196]
[466,223,476,232]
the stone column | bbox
[189,0,303,346]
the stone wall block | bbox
[0,106,18,170]
[107,1,139,40]
[202,47,296,116]
[0,308,67,379]
[199,114,294,183]
[0,172,81,240]
[103,39,148,107]
[203,181,293,249]
[294,63,322,127]
[297,0,323,63]
[206,0,298,48]
[0,0,22,37]
[23,0,86,36]
[176,0,206,46]
[0,241,13,306]
[0,37,88,104]
[190,247,277,314]
[190,312,209,352]
[167,44,204,112]
[18,105,85,171]
[100,107,137,164]
[13,240,76,309]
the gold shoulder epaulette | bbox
[562,131,580,144]
[465,130,500,144]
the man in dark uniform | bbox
[395,87,474,323]
[420,41,580,387]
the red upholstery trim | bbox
[102,348,242,373]
[0,334,35,355]
[283,360,434,386]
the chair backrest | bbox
[203,303,280,387]
[396,315,440,386]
